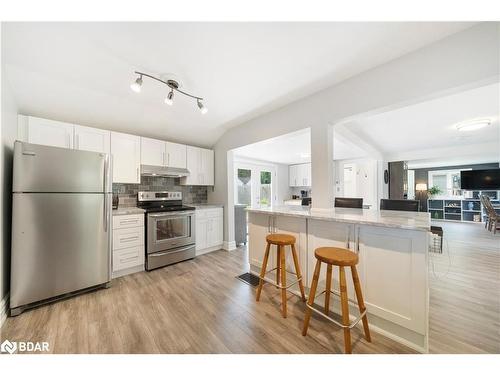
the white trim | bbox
[112,265,144,279]
[222,241,237,251]
[196,245,223,256]
[1,293,10,327]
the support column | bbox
[311,123,334,210]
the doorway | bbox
[234,162,276,208]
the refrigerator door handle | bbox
[103,154,109,233]
[22,151,36,156]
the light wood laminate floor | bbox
[1,222,499,354]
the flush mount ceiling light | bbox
[455,118,492,132]
[130,71,207,114]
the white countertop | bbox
[191,204,224,209]
[246,205,431,232]
[112,207,145,216]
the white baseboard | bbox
[112,265,144,279]
[196,245,222,256]
[222,241,237,251]
[1,293,9,327]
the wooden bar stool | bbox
[302,247,371,354]
[255,233,306,318]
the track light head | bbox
[130,76,143,93]
[165,89,174,106]
[197,99,208,115]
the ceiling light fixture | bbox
[455,118,492,132]
[197,99,208,115]
[130,71,207,114]
[130,75,143,93]
[165,89,174,106]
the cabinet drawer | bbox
[113,214,144,230]
[113,227,144,250]
[113,246,144,272]
[196,208,223,219]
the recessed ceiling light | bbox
[455,118,492,132]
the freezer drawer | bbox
[10,193,111,310]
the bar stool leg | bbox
[324,264,332,314]
[280,245,287,318]
[276,245,281,287]
[302,259,321,336]
[290,244,306,301]
[351,265,371,342]
[256,243,270,302]
[339,266,352,354]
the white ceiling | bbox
[351,82,499,155]
[234,83,499,165]
[2,22,475,147]
[233,128,367,164]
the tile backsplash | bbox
[113,176,208,207]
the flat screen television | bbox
[461,169,500,190]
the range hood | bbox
[141,164,190,178]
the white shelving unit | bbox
[428,190,500,223]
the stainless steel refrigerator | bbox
[10,141,112,316]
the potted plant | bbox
[428,185,442,199]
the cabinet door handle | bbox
[120,236,139,242]
[345,226,350,249]
[162,152,165,165]
[167,153,170,166]
[136,167,139,182]
[356,228,360,253]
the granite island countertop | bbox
[246,205,431,232]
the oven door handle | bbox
[148,211,194,218]
[149,244,195,257]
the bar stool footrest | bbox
[258,267,302,290]
[306,289,367,329]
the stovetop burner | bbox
[141,205,195,213]
[136,191,195,213]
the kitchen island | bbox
[246,206,430,353]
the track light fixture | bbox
[130,75,143,93]
[197,99,208,115]
[165,89,174,106]
[130,71,207,114]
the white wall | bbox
[335,158,379,208]
[209,23,499,244]
[1,25,19,315]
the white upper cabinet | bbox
[289,163,311,187]
[19,115,74,149]
[140,138,187,169]
[181,145,214,186]
[141,137,165,166]
[74,125,110,154]
[111,132,141,183]
[165,141,187,169]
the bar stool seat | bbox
[266,233,296,245]
[256,232,306,318]
[314,247,358,266]
[302,246,371,354]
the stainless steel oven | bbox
[147,210,195,254]
[137,191,196,271]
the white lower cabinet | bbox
[247,212,307,294]
[112,214,145,278]
[195,207,223,255]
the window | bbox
[428,169,470,197]
[260,171,272,207]
[237,168,252,206]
